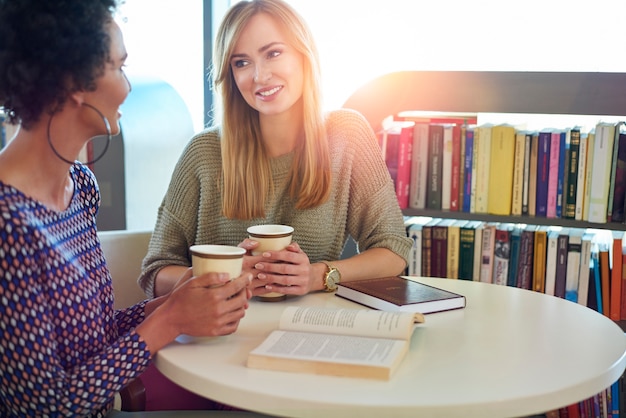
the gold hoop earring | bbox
[47,103,112,166]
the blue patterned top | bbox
[0,164,151,417]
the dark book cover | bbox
[555,130,568,219]
[507,226,522,287]
[431,219,452,278]
[516,226,535,290]
[563,128,580,219]
[462,127,474,213]
[426,124,444,209]
[421,218,441,278]
[611,131,626,223]
[554,230,569,299]
[458,221,478,280]
[336,276,466,314]
[535,130,551,217]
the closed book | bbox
[487,124,516,215]
[381,120,414,209]
[474,124,492,214]
[470,127,479,213]
[533,226,550,294]
[535,130,552,217]
[565,229,583,303]
[421,218,442,278]
[449,124,462,212]
[610,231,625,321]
[574,133,588,221]
[588,122,616,223]
[479,222,497,284]
[564,128,581,219]
[577,232,594,306]
[521,132,533,216]
[462,126,475,213]
[446,219,467,279]
[546,130,562,218]
[582,130,595,221]
[554,228,570,299]
[507,225,523,287]
[621,243,626,320]
[431,218,455,278]
[492,223,514,286]
[555,129,569,219]
[472,221,484,281]
[405,216,433,277]
[528,132,539,217]
[599,241,611,316]
[511,131,526,216]
[426,124,444,210]
[516,224,536,290]
[607,122,624,222]
[610,130,626,223]
[545,229,560,296]
[441,124,454,211]
[459,220,482,281]
[336,276,466,314]
[408,122,430,209]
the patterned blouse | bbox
[0,164,151,417]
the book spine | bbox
[607,123,623,222]
[521,132,532,216]
[462,127,474,213]
[421,224,433,277]
[472,223,483,281]
[535,131,551,217]
[450,124,461,212]
[588,123,615,223]
[577,233,593,306]
[492,227,511,286]
[533,228,548,294]
[409,123,429,209]
[426,124,444,210]
[507,228,522,287]
[610,132,626,223]
[447,224,460,279]
[406,224,423,276]
[528,133,539,217]
[546,131,561,218]
[470,128,479,213]
[554,232,569,299]
[487,125,515,215]
[459,225,475,280]
[555,130,568,219]
[545,231,559,296]
[479,224,496,283]
[574,133,588,221]
[564,232,582,302]
[564,128,580,219]
[600,244,610,316]
[511,132,525,216]
[582,131,595,221]
[441,125,453,211]
[610,232,623,321]
[431,225,448,278]
[516,228,535,290]
[474,126,491,214]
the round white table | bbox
[155,277,626,418]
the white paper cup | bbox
[190,244,246,280]
[247,224,294,301]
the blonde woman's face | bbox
[230,13,304,118]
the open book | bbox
[246,306,424,380]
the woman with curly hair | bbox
[0,1,251,416]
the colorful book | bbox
[408,123,430,210]
[564,127,581,219]
[487,124,516,215]
[599,240,611,316]
[462,127,475,213]
[535,130,552,217]
[426,124,444,210]
[582,130,595,221]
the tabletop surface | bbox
[155,276,626,418]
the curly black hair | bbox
[0,0,120,129]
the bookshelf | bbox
[342,70,626,231]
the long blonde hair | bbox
[211,0,330,220]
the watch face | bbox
[326,268,340,290]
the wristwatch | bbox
[321,261,341,292]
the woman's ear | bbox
[69,91,86,107]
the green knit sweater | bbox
[139,108,412,297]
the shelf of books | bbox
[344,70,626,416]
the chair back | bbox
[98,229,152,309]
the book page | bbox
[250,330,408,367]
[278,307,416,340]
